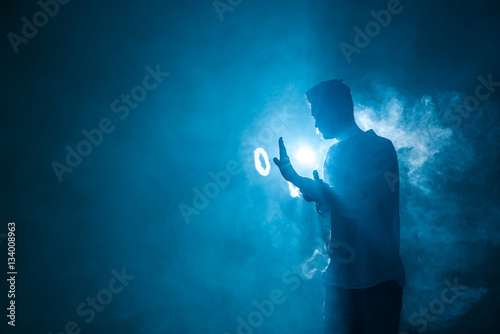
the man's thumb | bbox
[273,157,280,166]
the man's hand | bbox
[273,137,300,183]
[303,170,334,199]
[302,193,316,202]
[312,170,329,190]
[301,170,324,202]
[312,171,332,216]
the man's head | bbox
[306,79,355,139]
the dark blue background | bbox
[1,0,499,333]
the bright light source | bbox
[295,145,316,165]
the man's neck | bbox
[336,124,364,142]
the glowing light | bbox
[254,148,270,176]
[316,128,320,134]
[288,181,300,197]
[294,145,316,165]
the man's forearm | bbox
[279,162,356,216]
[295,177,349,215]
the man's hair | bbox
[306,79,354,120]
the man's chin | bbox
[321,133,334,140]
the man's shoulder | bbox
[325,139,340,156]
[365,129,395,152]
[325,130,395,158]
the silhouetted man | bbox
[273,79,405,333]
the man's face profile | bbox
[311,103,343,140]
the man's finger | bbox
[313,170,329,192]
[278,137,288,159]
